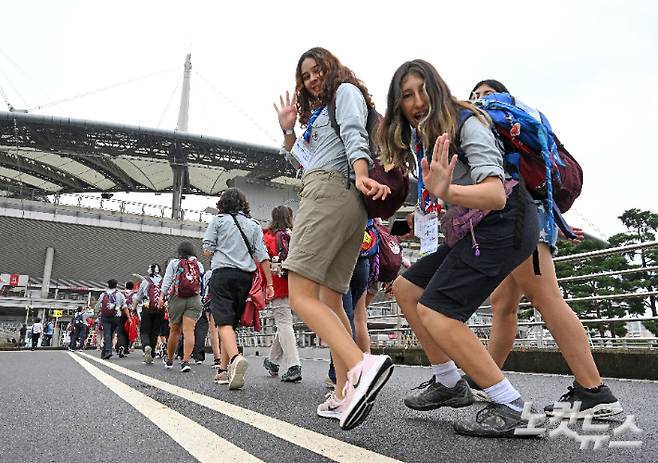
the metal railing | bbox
[51,193,213,223]
[237,241,658,351]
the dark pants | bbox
[102,316,120,357]
[70,325,84,349]
[329,256,370,383]
[116,316,130,354]
[176,313,209,361]
[140,310,165,357]
[42,334,52,347]
[31,333,40,349]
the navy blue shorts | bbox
[402,186,539,322]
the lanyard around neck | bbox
[303,106,325,142]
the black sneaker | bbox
[211,358,222,369]
[263,358,279,377]
[118,346,125,358]
[404,377,474,411]
[461,374,491,402]
[454,400,545,438]
[281,365,302,382]
[163,358,173,369]
[544,382,623,418]
[181,361,191,373]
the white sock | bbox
[484,378,523,411]
[431,361,461,388]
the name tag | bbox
[292,138,312,169]
[414,209,438,255]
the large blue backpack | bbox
[459,93,583,237]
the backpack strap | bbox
[328,99,379,190]
[230,214,254,258]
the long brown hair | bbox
[377,59,489,171]
[295,47,374,126]
[268,205,293,232]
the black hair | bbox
[148,263,161,276]
[177,241,196,259]
[107,279,118,289]
[216,188,251,216]
[125,281,134,290]
[36,317,41,323]
[469,79,510,99]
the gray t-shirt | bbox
[281,83,373,179]
[202,213,269,272]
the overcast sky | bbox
[2,0,656,239]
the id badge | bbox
[291,138,312,169]
[414,208,438,255]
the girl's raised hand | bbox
[273,90,298,132]
[421,133,457,201]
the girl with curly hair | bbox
[273,47,394,430]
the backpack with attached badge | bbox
[100,292,117,318]
[171,258,202,298]
[328,101,409,220]
[271,229,291,278]
[374,221,402,283]
[460,93,583,238]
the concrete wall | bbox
[371,347,658,380]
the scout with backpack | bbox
[168,258,202,298]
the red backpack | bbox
[172,258,202,298]
[99,292,118,318]
[374,222,403,283]
[144,277,163,311]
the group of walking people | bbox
[90,45,623,439]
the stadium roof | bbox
[0,110,295,196]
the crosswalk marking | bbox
[69,352,264,463]
[78,352,403,463]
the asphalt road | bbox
[0,348,656,463]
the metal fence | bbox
[52,193,213,223]
[237,240,658,351]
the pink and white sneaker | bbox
[317,391,345,420]
[339,353,394,430]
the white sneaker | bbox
[339,354,394,431]
[228,355,248,390]
[317,391,345,420]
[143,346,153,364]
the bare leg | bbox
[218,325,239,360]
[167,323,181,362]
[418,305,504,388]
[510,244,602,387]
[392,276,450,364]
[288,272,361,399]
[181,316,196,362]
[488,277,523,367]
[208,313,221,360]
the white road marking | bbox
[79,352,403,463]
[69,353,263,463]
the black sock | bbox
[586,385,603,393]
[230,354,239,364]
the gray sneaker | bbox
[263,358,279,376]
[281,365,302,382]
[461,374,491,402]
[214,369,229,385]
[404,377,475,411]
[228,355,248,390]
[454,400,545,438]
[143,346,153,365]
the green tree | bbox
[609,209,658,317]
